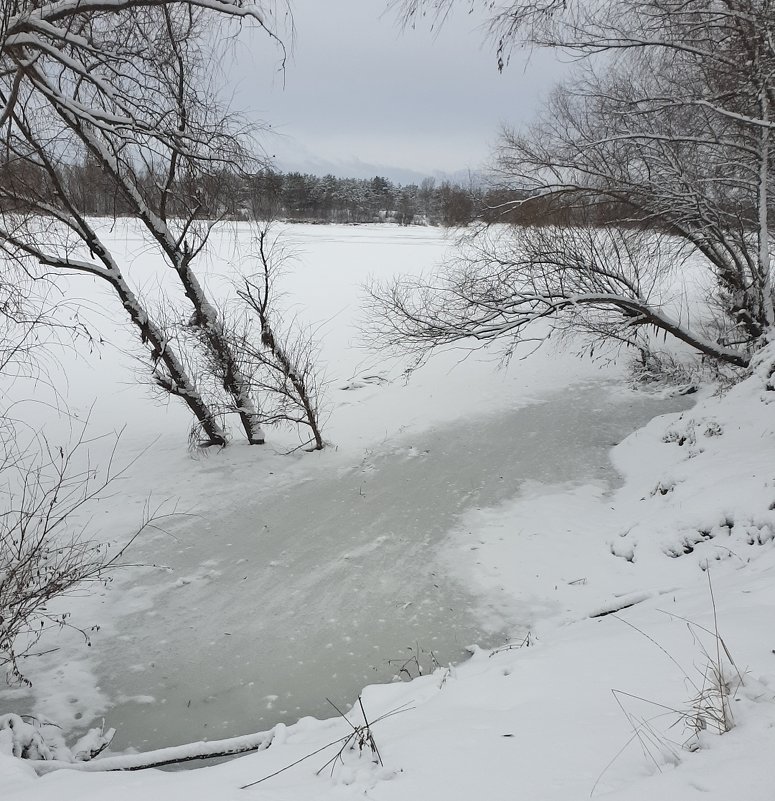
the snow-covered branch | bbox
[0,0,288,445]
[28,724,279,773]
[364,225,751,368]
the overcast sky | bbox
[228,1,566,182]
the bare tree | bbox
[0,1,290,446]
[393,0,568,70]
[0,205,229,446]
[236,226,325,450]
[0,421,159,687]
[0,250,93,392]
[377,0,774,370]
[366,222,749,366]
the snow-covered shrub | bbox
[0,715,53,760]
[0,713,114,762]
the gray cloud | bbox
[229,0,567,177]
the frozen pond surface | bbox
[92,381,689,753]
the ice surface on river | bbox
[92,382,689,752]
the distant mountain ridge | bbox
[270,153,487,187]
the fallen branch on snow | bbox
[25,724,280,775]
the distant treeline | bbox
[232,172,627,227]
[1,156,652,228]
[246,172,484,226]
[0,154,524,226]
[61,163,513,226]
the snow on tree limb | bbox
[0,0,281,445]
[27,723,280,773]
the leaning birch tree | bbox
[0,0,289,445]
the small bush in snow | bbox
[0,422,153,686]
[0,713,114,762]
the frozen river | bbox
[90,381,689,753]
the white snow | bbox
[2,223,774,800]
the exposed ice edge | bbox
[28,723,282,775]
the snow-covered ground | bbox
[2,223,774,799]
